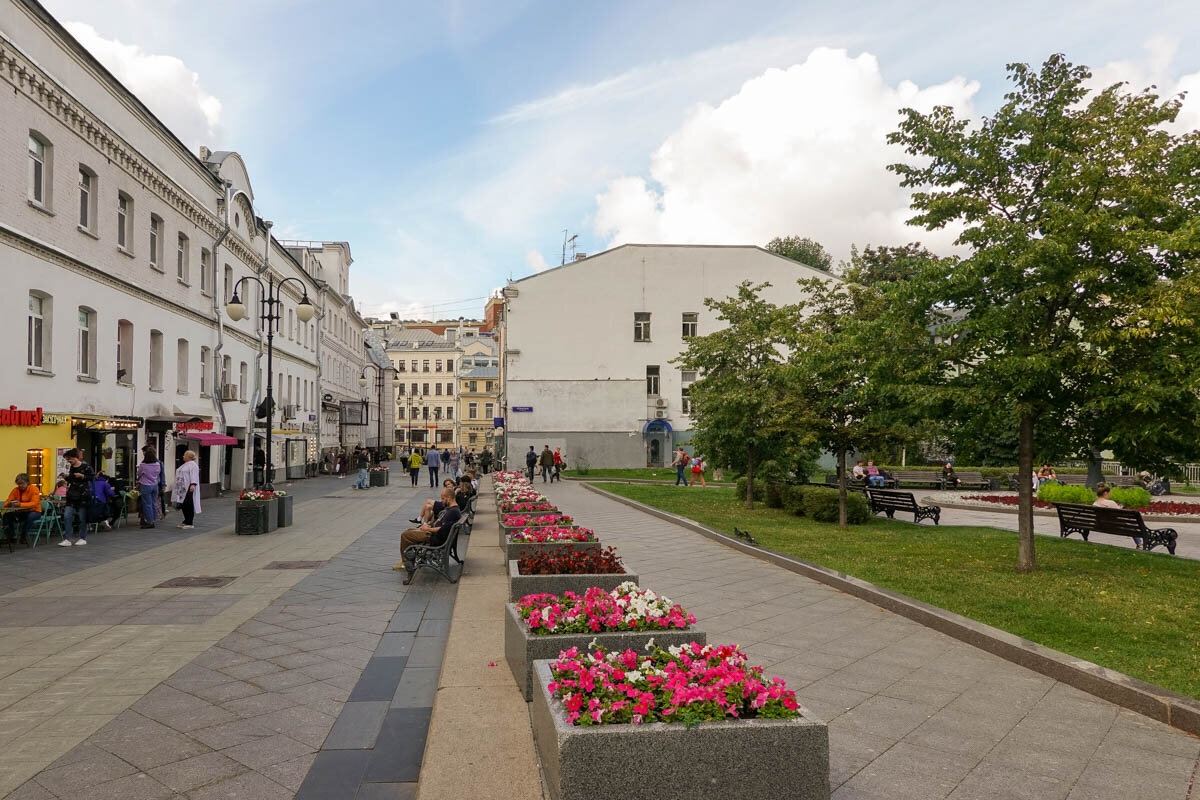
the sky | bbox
[39,0,1200,320]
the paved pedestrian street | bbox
[536,481,1200,800]
[0,477,447,799]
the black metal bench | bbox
[866,489,941,524]
[940,470,991,490]
[889,470,942,489]
[1053,503,1177,554]
[403,518,467,585]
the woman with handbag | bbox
[136,446,163,529]
[172,450,201,530]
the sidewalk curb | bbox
[582,482,1200,738]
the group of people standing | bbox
[526,445,564,483]
[671,447,707,487]
[404,446,492,488]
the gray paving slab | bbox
[324,701,390,749]
[545,482,1200,799]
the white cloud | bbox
[1090,37,1200,134]
[593,47,978,262]
[525,249,549,272]
[65,21,224,149]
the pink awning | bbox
[187,433,239,446]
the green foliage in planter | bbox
[781,485,807,516]
[735,476,765,502]
[1036,483,1095,504]
[1110,486,1152,508]
[803,487,869,524]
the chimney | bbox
[198,146,210,161]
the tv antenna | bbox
[561,230,578,266]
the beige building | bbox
[388,328,459,451]
[457,338,499,456]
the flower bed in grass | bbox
[963,494,1200,516]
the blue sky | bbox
[42,0,1200,319]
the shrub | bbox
[1110,486,1151,509]
[781,485,806,516]
[803,487,870,524]
[765,481,787,509]
[735,476,766,502]
[1036,483,1095,504]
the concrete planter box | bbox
[505,539,599,563]
[505,603,703,702]
[531,659,829,800]
[276,494,294,528]
[236,498,278,535]
[497,505,559,519]
[499,523,584,548]
[508,560,638,602]
[370,470,389,487]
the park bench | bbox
[866,489,941,525]
[403,517,467,585]
[1008,473,1142,490]
[889,470,943,489]
[1053,502,1177,554]
[939,470,991,490]
[827,473,894,489]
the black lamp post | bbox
[403,391,424,451]
[225,276,314,490]
[359,365,387,460]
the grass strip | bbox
[593,483,1200,701]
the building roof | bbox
[461,366,499,379]
[363,333,392,371]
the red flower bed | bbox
[518,546,626,576]
[963,495,1200,516]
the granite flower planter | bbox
[505,539,599,563]
[504,603,703,702]
[369,470,389,487]
[236,498,278,535]
[499,523,584,548]
[531,659,830,800]
[508,560,638,602]
[276,494,294,528]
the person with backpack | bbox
[136,445,163,529]
[691,453,707,487]
[60,448,95,545]
[672,448,690,486]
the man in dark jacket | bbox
[538,445,554,483]
[525,446,537,482]
[60,448,94,546]
[394,487,460,574]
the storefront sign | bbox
[494,416,504,427]
[1,406,44,426]
[175,421,214,433]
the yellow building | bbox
[0,408,90,495]
[457,340,499,458]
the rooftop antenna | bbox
[561,230,578,266]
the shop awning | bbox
[186,433,239,446]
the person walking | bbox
[427,446,441,487]
[479,448,492,474]
[672,448,689,486]
[524,446,537,481]
[354,446,371,489]
[136,446,163,530]
[60,449,95,545]
[408,448,423,487]
[448,447,461,480]
[337,449,347,479]
[173,450,201,529]
[552,447,564,482]
[538,445,554,483]
[691,453,707,487]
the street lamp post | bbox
[225,276,314,490]
[358,366,387,460]
[403,391,424,452]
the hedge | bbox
[735,476,766,502]
[803,487,870,524]
[878,464,1092,478]
[1036,483,1095,504]
[782,485,807,516]
[765,481,787,509]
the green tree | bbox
[674,282,800,508]
[842,243,937,285]
[765,236,833,272]
[889,54,1200,571]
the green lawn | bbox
[593,483,1200,701]
[564,467,721,482]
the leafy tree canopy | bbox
[765,236,833,272]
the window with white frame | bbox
[176,233,189,282]
[177,339,189,393]
[485,402,494,419]
[397,406,405,420]
[200,249,211,294]
[682,312,698,338]
[634,312,651,342]
[445,382,452,394]
[468,402,478,419]
[78,307,95,377]
[27,133,50,207]
[446,406,453,420]
[224,265,233,303]
[222,355,231,391]
[116,320,133,383]
[149,330,163,390]
[239,362,248,401]
[117,193,131,250]
[27,293,49,370]
[149,215,163,269]
[681,370,697,414]
[199,347,210,395]
[646,365,660,396]
[78,167,96,230]
[434,383,442,396]
[468,432,477,445]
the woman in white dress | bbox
[173,450,201,530]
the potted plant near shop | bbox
[236,489,279,535]
[369,465,389,487]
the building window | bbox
[411,360,418,372]
[446,406,453,420]
[28,133,50,207]
[434,383,442,396]
[240,362,248,401]
[78,167,96,230]
[200,249,211,294]
[422,360,430,372]
[681,370,697,414]
[466,380,477,393]
[78,307,95,377]
[224,265,234,304]
[446,361,454,375]
[486,380,496,393]
[27,293,50,370]
[485,402,494,419]
[682,312,698,338]
[411,382,418,396]
[397,361,406,373]
[468,432,477,445]
[634,312,651,342]
[422,382,429,396]
[177,339,189,393]
[116,320,133,384]
[445,382,453,395]
[411,429,426,443]
[422,406,429,420]
[397,382,405,395]
[200,347,210,395]
[435,360,442,372]
[646,365,660,396]
[117,193,131,250]
[397,407,405,420]
[395,429,405,442]
[149,215,164,269]
[176,233,189,282]
[149,330,163,390]
[220,356,230,393]
[468,402,478,419]
[437,430,453,443]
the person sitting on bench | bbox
[1094,483,1142,549]
[394,487,460,572]
[942,462,961,489]
[413,479,457,524]
[865,461,886,488]
[852,461,866,481]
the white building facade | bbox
[500,244,832,468]
[1,0,321,493]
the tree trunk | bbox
[745,445,755,510]
[1017,414,1036,573]
[1086,448,1103,490]
[837,448,848,528]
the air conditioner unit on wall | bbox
[655,409,668,419]
[655,398,668,408]
[220,384,238,402]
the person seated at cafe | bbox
[52,476,68,497]
[90,472,118,531]
[2,473,42,544]
[393,487,460,572]
[942,461,961,489]
[413,479,457,524]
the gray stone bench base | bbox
[508,560,638,602]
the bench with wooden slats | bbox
[1053,502,1177,554]
[866,489,941,525]
[938,470,991,490]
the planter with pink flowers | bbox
[505,527,600,561]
